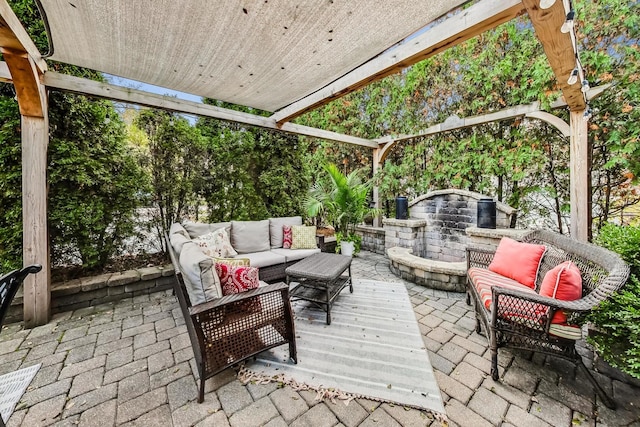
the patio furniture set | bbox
[2,221,626,415]
[165,218,353,402]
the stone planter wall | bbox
[7,264,175,324]
[465,226,530,250]
[355,225,385,255]
[382,218,427,256]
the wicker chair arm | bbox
[188,282,289,316]
[491,285,590,314]
[466,246,495,269]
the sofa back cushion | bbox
[488,237,546,289]
[178,242,223,306]
[269,216,303,248]
[231,220,270,253]
[183,221,231,239]
[169,223,191,255]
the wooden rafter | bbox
[271,0,526,125]
[42,71,378,148]
[0,5,46,73]
[522,0,586,111]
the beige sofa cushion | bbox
[169,223,191,255]
[271,248,321,262]
[231,220,270,253]
[241,251,287,268]
[179,242,223,305]
[269,216,303,248]
[183,221,231,239]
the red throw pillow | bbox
[488,237,546,289]
[539,261,583,323]
[215,264,260,295]
[282,225,293,249]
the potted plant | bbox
[303,163,378,256]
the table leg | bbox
[326,283,332,325]
[348,265,353,293]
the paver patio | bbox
[1,251,638,426]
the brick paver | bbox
[1,251,638,426]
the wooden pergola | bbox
[0,0,593,327]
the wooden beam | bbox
[2,49,44,116]
[0,4,46,73]
[522,0,586,111]
[43,71,378,148]
[570,110,589,241]
[271,0,525,124]
[376,102,573,163]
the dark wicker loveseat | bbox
[466,230,629,409]
[166,236,297,403]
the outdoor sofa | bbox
[165,217,321,402]
[466,229,629,409]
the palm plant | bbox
[304,163,377,253]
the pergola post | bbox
[2,48,50,327]
[372,148,381,227]
[570,110,590,241]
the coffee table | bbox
[285,252,352,325]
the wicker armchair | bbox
[466,230,629,409]
[167,237,297,403]
[0,264,42,328]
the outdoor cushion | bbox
[291,225,317,249]
[183,221,231,239]
[272,248,321,263]
[282,225,293,249]
[269,216,302,248]
[488,237,547,289]
[539,261,583,323]
[231,220,271,253]
[240,251,286,268]
[215,264,260,295]
[214,257,250,267]
[193,227,238,258]
[179,242,223,305]
[169,226,191,255]
[468,267,537,310]
[548,323,582,340]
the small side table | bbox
[285,252,352,325]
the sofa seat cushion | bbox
[468,267,537,310]
[231,220,270,253]
[269,216,302,248]
[241,251,287,268]
[272,248,321,263]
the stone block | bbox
[108,270,140,287]
[124,280,156,293]
[52,280,82,297]
[80,273,111,292]
[138,266,162,281]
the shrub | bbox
[588,223,640,379]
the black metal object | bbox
[0,265,42,330]
[395,196,409,220]
[477,198,496,229]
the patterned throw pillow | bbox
[193,227,238,258]
[215,264,260,295]
[282,225,293,249]
[213,257,250,267]
[291,225,317,249]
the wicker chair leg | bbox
[465,291,471,305]
[198,364,205,403]
[577,360,616,409]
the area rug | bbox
[0,363,40,423]
[242,279,445,418]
